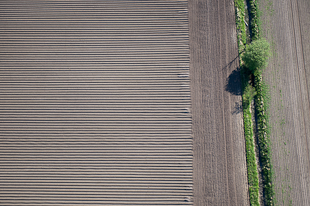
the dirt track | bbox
[260,0,310,204]
[188,0,249,205]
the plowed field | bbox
[260,0,310,204]
[189,0,249,205]
[0,1,192,205]
[0,0,250,205]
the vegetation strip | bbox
[234,0,260,205]
[248,1,274,205]
[254,71,274,206]
[242,81,260,205]
[234,0,275,205]
[248,0,261,41]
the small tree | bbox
[242,38,271,73]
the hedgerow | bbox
[234,1,260,205]
[247,1,274,204]
[235,0,275,205]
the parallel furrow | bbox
[0,0,191,205]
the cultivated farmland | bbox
[260,0,310,205]
[0,0,250,205]
[0,1,192,205]
[189,0,248,205]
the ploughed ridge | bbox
[0,0,192,205]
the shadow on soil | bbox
[225,68,242,96]
[223,56,243,114]
[232,101,243,115]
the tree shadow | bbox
[222,55,239,71]
[232,101,243,115]
[225,68,242,96]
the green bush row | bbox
[235,0,275,205]
[247,1,275,205]
[254,72,274,206]
[234,1,260,205]
[248,0,261,40]
[234,0,247,52]
[242,80,260,206]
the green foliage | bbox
[254,74,274,206]
[234,0,247,52]
[242,87,260,206]
[243,84,256,109]
[235,0,275,205]
[234,2,260,205]
[248,0,261,40]
[247,3,274,201]
[242,39,271,73]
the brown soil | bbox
[260,0,310,205]
[188,1,249,205]
[0,1,193,205]
[0,0,252,205]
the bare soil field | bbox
[0,0,251,205]
[0,1,193,205]
[188,0,249,205]
[260,0,310,204]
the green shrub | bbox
[254,74,274,206]
[242,39,271,73]
[243,84,256,109]
[234,2,261,205]
[248,0,261,40]
[234,0,247,51]
[235,0,275,204]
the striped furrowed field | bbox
[0,1,193,205]
[0,0,252,205]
